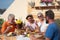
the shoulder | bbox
[49,23,57,27]
[47,23,58,31]
[2,21,8,25]
[25,21,30,26]
[25,21,30,24]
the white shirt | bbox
[37,20,49,32]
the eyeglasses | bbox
[38,16,42,18]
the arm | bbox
[35,25,40,33]
[35,21,40,33]
[1,22,12,34]
[3,27,12,34]
[1,22,7,34]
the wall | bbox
[1,0,28,22]
[27,0,60,20]
[0,0,60,21]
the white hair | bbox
[8,14,15,20]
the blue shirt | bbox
[45,22,59,40]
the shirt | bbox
[45,22,59,40]
[25,21,37,31]
[37,20,49,32]
[1,21,16,34]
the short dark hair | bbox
[26,14,33,19]
[45,10,54,19]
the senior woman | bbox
[37,12,49,35]
[1,14,16,34]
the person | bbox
[15,19,24,35]
[25,14,38,32]
[1,14,16,34]
[37,12,49,35]
[45,10,60,40]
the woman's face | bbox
[38,15,44,21]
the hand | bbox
[7,26,12,29]
[3,26,12,34]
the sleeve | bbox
[45,25,55,39]
[1,22,7,34]
[25,22,29,27]
[37,22,41,27]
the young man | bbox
[25,14,38,32]
[45,10,60,40]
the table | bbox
[0,35,16,40]
[0,35,44,40]
[30,34,44,40]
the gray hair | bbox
[8,14,15,20]
[37,12,43,17]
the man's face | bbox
[27,17,34,23]
[45,16,49,24]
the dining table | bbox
[0,34,45,40]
